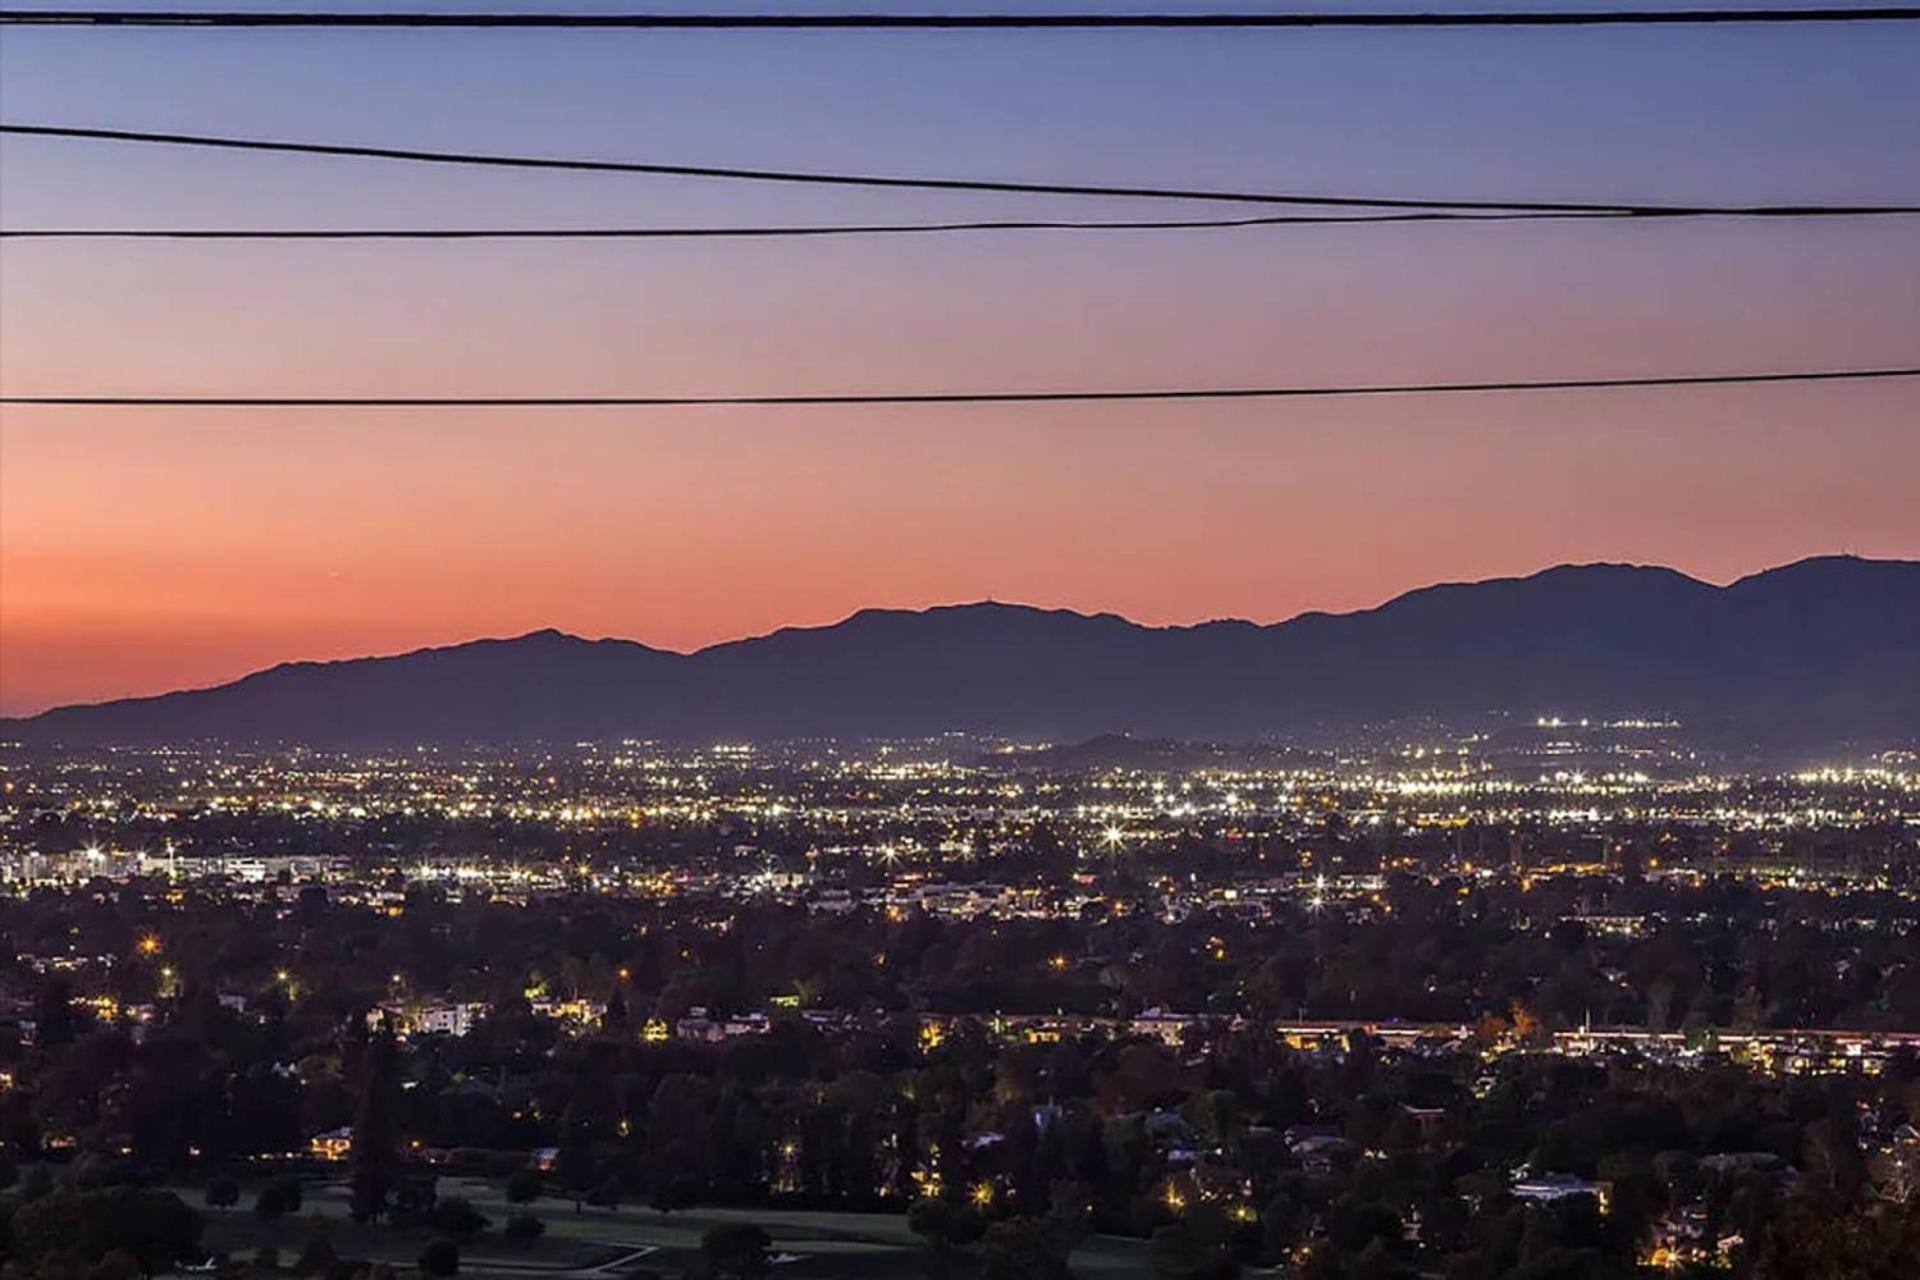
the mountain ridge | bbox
[6,556,1915,749]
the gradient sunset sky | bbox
[2,2,1918,715]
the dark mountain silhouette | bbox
[5,556,1915,749]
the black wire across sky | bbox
[6,367,1917,410]
[6,208,1912,240]
[3,7,1919,27]
[7,125,1919,219]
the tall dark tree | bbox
[33,973,80,1051]
[350,1026,402,1223]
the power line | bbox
[8,125,1919,218]
[6,367,1916,409]
[0,210,1822,241]
[4,7,1919,28]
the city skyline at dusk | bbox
[4,10,1920,1278]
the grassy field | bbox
[179,1176,1153,1277]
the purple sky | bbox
[2,2,1917,713]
